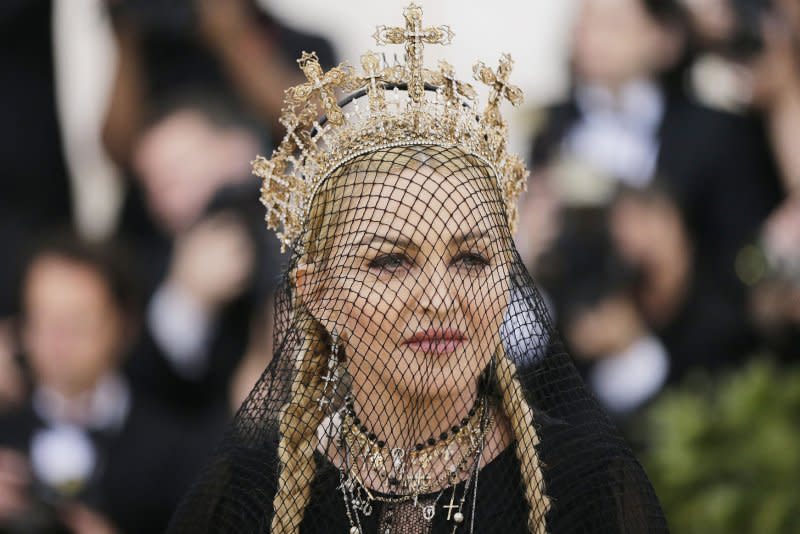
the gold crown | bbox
[253,3,527,251]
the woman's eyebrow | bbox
[354,228,488,249]
[357,232,417,249]
[452,228,491,244]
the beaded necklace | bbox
[338,394,494,533]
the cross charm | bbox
[374,3,454,103]
[443,492,459,521]
[359,51,387,112]
[321,370,336,384]
[473,53,523,129]
[288,51,353,126]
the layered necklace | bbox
[337,394,494,534]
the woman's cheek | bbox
[470,270,507,347]
[367,277,407,320]
[341,279,401,353]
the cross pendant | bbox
[321,371,336,384]
[443,491,459,521]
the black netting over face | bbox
[168,145,668,533]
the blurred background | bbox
[0,0,797,532]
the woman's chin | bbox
[396,345,488,398]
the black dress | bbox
[168,352,668,533]
[294,442,658,533]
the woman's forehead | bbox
[331,165,503,243]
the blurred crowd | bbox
[0,0,798,532]
[0,0,333,531]
[518,0,800,420]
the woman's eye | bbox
[453,252,489,268]
[369,253,409,270]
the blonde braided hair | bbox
[495,347,551,533]
[270,311,331,534]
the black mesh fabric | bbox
[167,144,668,533]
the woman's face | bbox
[300,157,511,401]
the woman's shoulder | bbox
[515,355,669,532]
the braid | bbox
[495,348,550,534]
[270,310,331,534]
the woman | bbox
[169,5,667,533]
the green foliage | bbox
[640,360,800,533]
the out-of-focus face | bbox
[300,153,511,402]
[680,0,735,44]
[565,293,642,359]
[133,109,258,235]
[22,256,124,396]
[610,192,686,265]
[572,0,680,87]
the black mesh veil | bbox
[167,144,669,533]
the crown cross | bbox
[359,51,388,112]
[437,60,476,105]
[255,155,292,234]
[280,114,311,153]
[473,53,523,129]
[255,4,530,252]
[289,51,353,126]
[374,3,453,103]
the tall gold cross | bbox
[373,3,453,103]
[287,51,353,126]
[473,53,523,129]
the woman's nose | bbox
[417,261,456,317]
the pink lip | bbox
[403,328,467,354]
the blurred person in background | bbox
[102,0,336,168]
[683,0,800,194]
[523,0,784,376]
[0,0,75,378]
[100,4,332,412]
[530,0,692,191]
[120,94,262,294]
[609,184,759,379]
[526,0,784,277]
[537,210,670,420]
[0,235,205,534]
[119,95,282,417]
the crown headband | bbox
[253,3,527,251]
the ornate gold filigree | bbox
[287,51,356,126]
[358,51,387,112]
[473,53,524,131]
[253,3,528,251]
[373,3,454,103]
[432,60,477,106]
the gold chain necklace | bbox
[340,397,490,497]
